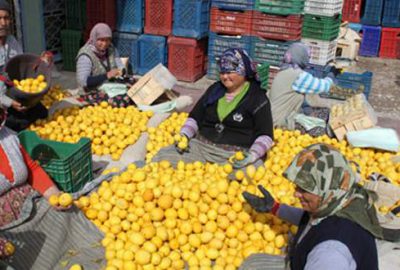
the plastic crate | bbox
[18,130,93,193]
[255,0,305,15]
[256,63,269,90]
[113,32,139,73]
[360,0,384,26]
[208,32,253,59]
[144,0,173,36]
[173,0,210,39]
[335,71,373,99]
[65,0,86,30]
[359,25,381,57]
[382,0,400,27]
[116,0,143,33]
[304,63,330,78]
[135,34,167,75]
[304,0,343,16]
[210,8,253,36]
[302,38,337,65]
[251,37,292,66]
[252,12,303,41]
[302,14,341,41]
[206,58,219,80]
[61,30,83,71]
[342,0,362,23]
[86,0,116,31]
[211,0,255,11]
[379,28,400,59]
[168,37,207,82]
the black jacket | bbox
[190,81,273,148]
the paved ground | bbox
[54,56,400,122]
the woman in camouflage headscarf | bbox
[241,143,381,270]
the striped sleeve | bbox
[0,81,13,108]
[76,54,93,87]
[180,117,199,139]
[292,71,333,94]
[249,135,274,159]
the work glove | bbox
[242,185,276,213]
[231,152,257,169]
[175,134,190,154]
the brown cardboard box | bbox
[127,64,177,105]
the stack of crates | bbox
[379,0,400,59]
[113,0,142,73]
[169,0,210,82]
[302,0,343,65]
[61,0,86,71]
[251,0,305,88]
[207,0,255,80]
[85,0,117,40]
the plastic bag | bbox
[347,128,400,152]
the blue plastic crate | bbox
[135,34,167,75]
[361,0,384,26]
[336,71,373,99]
[250,37,292,66]
[348,23,362,33]
[113,32,139,57]
[206,57,219,80]
[211,0,255,11]
[304,64,330,78]
[382,0,400,27]
[173,0,210,39]
[208,32,252,59]
[360,25,381,57]
[116,0,144,33]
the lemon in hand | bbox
[59,193,73,207]
[48,194,59,206]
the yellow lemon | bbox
[59,193,73,207]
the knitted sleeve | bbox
[0,81,13,108]
[20,146,56,195]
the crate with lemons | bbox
[13,74,47,94]
[69,128,400,269]
[29,102,154,161]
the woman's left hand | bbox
[43,186,72,211]
[232,152,257,169]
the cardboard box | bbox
[127,64,177,105]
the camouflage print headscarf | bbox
[284,143,384,239]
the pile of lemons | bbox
[13,74,47,94]
[145,112,188,163]
[30,102,153,161]
[41,84,69,109]
[76,161,297,270]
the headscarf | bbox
[87,23,113,57]
[283,143,384,239]
[218,48,256,79]
[0,105,6,129]
[0,0,11,12]
[281,42,310,70]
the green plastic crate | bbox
[302,14,341,40]
[61,29,83,71]
[257,63,270,90]
[65,0,87,30]
[256,0,305,15]
[18,130,93,193]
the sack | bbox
[347,128,400,152]
[363,174,400,242]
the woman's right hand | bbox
[242,185,276,213]
[11,100,26,112]
[107,69,121,79]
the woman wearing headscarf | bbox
[269,43,337,129]
[76,23,132,107]
[153,48,274,168]
[0,105,105,269]
[240,143,392,270]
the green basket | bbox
[18,130,93,193]
[257,63,270,90]
[65,0,86,30]
[61,29,83,71]
[302,14,341,40]
[256,0,305,15]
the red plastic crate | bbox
[342,0,362,23]
[168,37,207,82]
[210,8,253,35]
[144,0,173,36]
[86,0,116,31]
[252,11,302,41]
[379,28,400,58]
